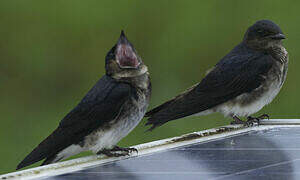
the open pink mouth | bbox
[116,44,140,68]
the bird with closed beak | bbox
[17,31,151,170]
[146,20,288,130]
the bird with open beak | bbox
[146,20,288,130]
[17,31,151,169]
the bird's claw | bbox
[257,114,270,120]
[247,114,269,126]
[112,146,138,154]
[97,146,138,157]
[97,149,125,157]
[231,116,249,126]
[231,114,270,127]
[126,147,138,154]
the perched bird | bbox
[17,31,151,170]
[146,20,288,130]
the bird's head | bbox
[105,31,147,79]
[243,20,286,50]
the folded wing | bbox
[17,75,132,169]
[146,54,273,130]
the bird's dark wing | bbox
[17,75,133,169]
[146,53,273,130]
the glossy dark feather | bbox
[146,43,273,130]
[17,75,132,169]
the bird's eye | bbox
[257,29,272,37]
[257,29,264,34]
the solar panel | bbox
[2,119,300,180]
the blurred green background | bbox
[0,0,299,174]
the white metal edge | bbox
[1,120,300,180]
[260,119,300,125]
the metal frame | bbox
[1,119,300,180]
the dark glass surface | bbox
[43,127,300,180]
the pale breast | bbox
[217,52,288,117]
[217,79,282,117]
[83,89,149,153]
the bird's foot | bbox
[257,114,270,120]
[247,114,270,126]
[231,116,247,125]
[111,146,138,154]
[97,148,127,157]
[231,116,253,127]
[97,146,138,157]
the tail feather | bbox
[41,155,60,166]
[145,99,174,118]
[145,83,203,131]
[16,128,67,170]
[17,147,48,170]
[145,99,179,131]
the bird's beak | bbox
[115,31,140,69]
[270,33,286,40]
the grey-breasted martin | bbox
[17,31,151,169]
[146,20,288,130]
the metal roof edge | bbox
[1,119,300,180]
